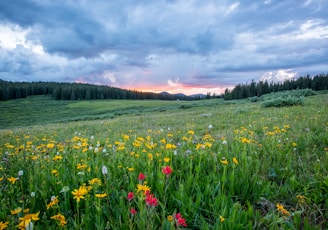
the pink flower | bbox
[130,207,137,215]
[127,192,134,201]
[162,166,173,176]
[145,194,159,207]
[175,213,187,227]
[138,173,146,181]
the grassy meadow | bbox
[0,93,327,229]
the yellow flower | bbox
[292,142,297,147]
[233,157,239,165]
[47,143,55,149]
[0,176,3,181]
[51,213,67,226]
[95,193,107,198]
[136,184,151,194]
[276,203,290,217]
[0,221,9,230]
[167,215,173,222]
[52,155,63,161]
[220,159,228,165]
[72,185,89,202]
[220,215,225,223]
[77,163,87,170]
[89,178,102,186]
[128,167,134,171]
[11,207,22,215]
[164,157,170,163]
[47,196,59,209]
[187,130,195,135]
[17,211,40,230]
[296,195,306,204]
[7,177,18,184]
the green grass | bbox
[0,93,327,229]
[0,96,227,129]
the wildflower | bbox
[145,194,159,207]
[102,165,108,175]
[130,208,137,215]
[51,169,59,176]
[7,177,18,184]
[95,193,107,198]
[77,163,87,170]
[11,207,22,215]
[164,157,170,163]
[296,195,306,204]
[17,211,40,230]
[18,170,23,176]
[222,140,227,145]
[175,213,187,227]
[47,196,59,209]
[167,215,173,222]
[220,159,228,165]
[233,157,239,165]
[138,173,146,181]
[30,192,35,197]
[51,213,67,226]
[52,155,63,161]
[276,203,290,217]
[71,185,89,202]
[127,192,134,201]
[59,186,70,193]
[0,176,3,181]
[208,124,213,129]
[136,184,151,194]
[128,167,134,171]
[220,215,225,223]
[89,178,102,186]
[162,166,173,176]
[0,221,9,230]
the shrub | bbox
[261,96,304,108]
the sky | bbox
[0,0,327,95]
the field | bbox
[0,93,327,229]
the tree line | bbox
[224,73,328,100]
[0,80,196,101]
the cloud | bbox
[0,0,327,95]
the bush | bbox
[261,96,304,108]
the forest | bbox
[0,81,197,101]
[224,73,328,100]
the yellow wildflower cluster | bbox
[276,203,290,217]
[47,196,59,209]
[51,213,67,226]
[17,211,40,230]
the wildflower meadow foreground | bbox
[0,94,327,229]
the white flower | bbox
[94,147,99,153]
[102,165,108,175]
[31,192,35,197]
[51,196,56,201]
[102,149,107,153]
[60,186,70,193]
[89,146,93,150]
[208,124,213,129]
[222,140,227,145]
[18,170,24,176]
[26,222,33,230]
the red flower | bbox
[175,213,187,227]
[127,192,134,201]
[130,207,137,215]
[162,166,173,176]
[138,173,146,181]
[145,194,159,207]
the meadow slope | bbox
[0,94,327,229]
